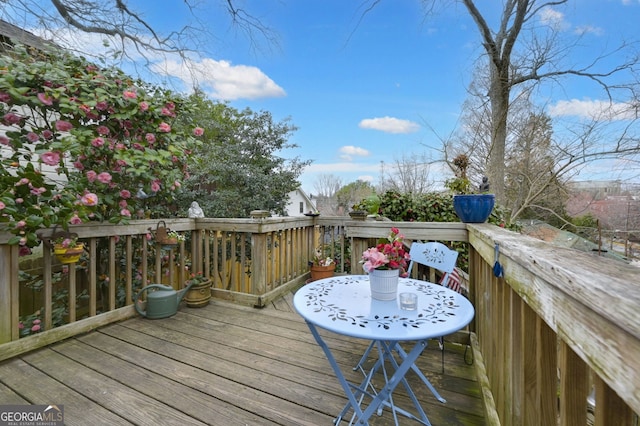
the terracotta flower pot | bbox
[310,264,336,281]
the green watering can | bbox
[134,281,196,319]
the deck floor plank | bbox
[0,298,486,425]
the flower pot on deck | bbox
[184,280,212,308]
[310,264,336,282]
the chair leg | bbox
[439,336,444,374]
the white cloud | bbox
[358,116,420,134]
[32,28,285,101]
[548,99,638,121]
[304,162,380,173]
[574,25,604,36]
[358,175,375,182]
[338,145,370,161]
[154,58,286,101]
[539,8,570,31]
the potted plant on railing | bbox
[309,248,336,282]
[445,154,495,223]
[53,236,85,264]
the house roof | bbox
[0,20,58,51]
[520,220,628,263]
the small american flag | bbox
[439,267,462,293]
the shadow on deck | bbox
[0,295,486,425]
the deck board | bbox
[0,297,486,425]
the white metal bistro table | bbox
[293,275,475,425]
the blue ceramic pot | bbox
[453,194,495,223]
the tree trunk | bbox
[488,61,510,204]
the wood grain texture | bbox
[0,298,486,426]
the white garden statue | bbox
[188,201,205,218]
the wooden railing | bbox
[0,216,340,361]
[346,221,639,425]
[1,217,639,425]
[465,224,640,425]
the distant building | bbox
[284,188,317,217]
[567,180,623,199]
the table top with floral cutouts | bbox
[293,275,474,341]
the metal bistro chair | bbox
[406,241,460,373]
[354,241,460,378]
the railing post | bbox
[251,229,268,301]
[0,245,18,343]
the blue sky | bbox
[25,0,640,194]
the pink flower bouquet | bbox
[361,227,410,277]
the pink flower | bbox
[119,200,127,208]
[16,178,29,186]
[31,324,41,332]
[33,319,41,325]
[120,189,131,199]
[86,170,97,182]
[139,101,149,111]
[37,93,54,105]
[160,108,176,117]
[81,193,98,206]
[15,198,23,204]
[41,151,61,166]
[123,90,137,99]
[0,201,5,209]
[30,187,46,196]
[145,133,156,143]
[361,248,389,272]
[151,180,161,192]
[97,172,112,184]
[120,208,131,217]
[19,246,31,256]
[97,126,110,135]
[42,130,53,140]
[0,136,9,145]
[3,112,22,125]
[16,220,26,228]
[96,101,109,111]
[26,132,40,142]
[193,127,204,137]
[55,120,73,131]
[0,92,10,103]
[91,137,105,147]
[69,214,82,225]
[158,122,171,133]
[73,161,84,170]
[79,104,91,114]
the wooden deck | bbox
[0,294,486,425]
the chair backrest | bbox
[407,242,459,287]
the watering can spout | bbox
[177,279,197,302]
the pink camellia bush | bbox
[0,45,204,249]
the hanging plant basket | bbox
[154,220,179,246]
[54,243,85,264]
